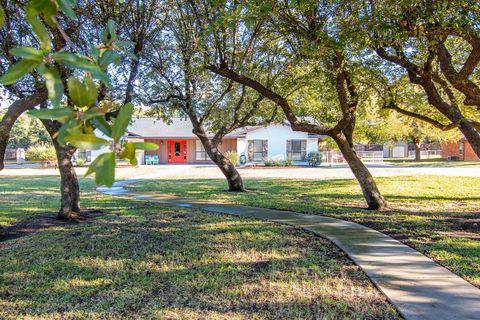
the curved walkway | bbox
[98,179,480,320]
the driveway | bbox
[2,163,479,179]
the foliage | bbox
[0,0,157,186]
[75,158,85,167]
[224,151,239,166]
[3,113,50,148]
[25,143,56,165]
[264,159,293,167]
[307,151,322,167]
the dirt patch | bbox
[0,209,105,242]
[443,215,480,232]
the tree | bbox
[360,0,480,158]
[145,0,275,191]
[0,1,155,218]
[198,1,386,209]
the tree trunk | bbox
[54,140,81,219]
[209,149,245,191]
[333,133,387,210]
[413,138,421,161]
[458,119,480,159]
[42,119,81,219]
[190,120,245,191]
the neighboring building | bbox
[441,138,479,161]
[111,117,321,165]
[383,141,409,158]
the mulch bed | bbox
[0,209,105,242]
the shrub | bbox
[307,151,322,167]
[264,159,274,166]
[225,151,239,166]
[26,143,57,167]
[75,159,85,167]
[284,158,294,166]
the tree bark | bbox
[42,119,81,219]
[333,133,387,210]
[53,140,81,219]
[191,122,245,192]
[413,138,421,161]
[0,90,48,170]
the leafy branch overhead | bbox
[0,0,158,186]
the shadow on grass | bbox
[0,202,399,319]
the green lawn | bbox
[384,158,480,167]
[0,175,398,319]
[129,175,480,288]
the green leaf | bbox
[0,59,38,85]
[56,118,82,144]
[119,142,136,163]
[67,77,85,108]
[64,134,109,150]
[80,109,104,121]
[53,52,110,86]
[99,50,119,68]
[28,107,73,121]
[107,19,118,42]
[132,142,158,150]
[67,75,98,108]
[111,103,134,141]
[58,0,77,20]
[114,40,135,48]
[92,116,112,137]
[85,152,115,187]
[52,52,79,64]
[26,15,51,52]
[41,67,64,108]
[84,74,98,105]
[9,47,44,61]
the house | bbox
[122,117,321,165]
[441,138,479,161]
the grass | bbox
[0,175,399,319]
[129,175,480,288]
[384,158,480,167]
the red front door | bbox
[168,140,187,163]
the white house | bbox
[80,117,321,165]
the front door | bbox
[168,140,187,163]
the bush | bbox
[225,151,239,167]
[264,159,274,166]
[26,143,57,167]
[284,158,294,166]
[75,159,85,167]
[307,151,322,167]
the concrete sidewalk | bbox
[99,181,480,320]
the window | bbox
[459,142,464,155]
[287,140,306,161]
[253,140,265,161]
[196,140,209,160]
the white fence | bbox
[322,150,384,163]
[407,150,442,159]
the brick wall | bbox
[441,140,479,161]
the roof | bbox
[127,117,248,138]
[126,117,325,139]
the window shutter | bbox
[301,140,307,160]
[262,140,268,161]
[286,140,292,159]
[248,140,253,161]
